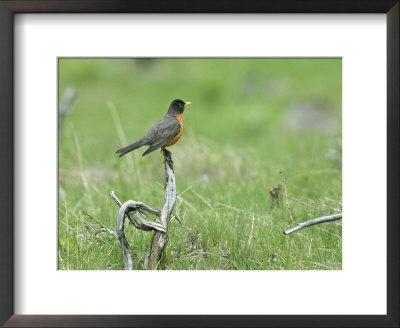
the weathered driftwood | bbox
[110,148,177,270]
[284,213,342,235]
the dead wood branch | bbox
[80,212,115,244]
[82,211,116,236]
[110,148,177,270]
[283,213,342,235]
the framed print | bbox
[0,1,398,327]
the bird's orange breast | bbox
[164,113,183,147]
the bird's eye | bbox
[180,104,183,107]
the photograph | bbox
[58,58,342,270]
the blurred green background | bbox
[58,58,342,270]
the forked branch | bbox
[110,148,177,270]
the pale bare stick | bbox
[284,213,342,235]
[116,201,134,270]
[114,199,166,270]
[110,191,160,231]
[146,148,177,269]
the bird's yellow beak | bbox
[184,102,192,107]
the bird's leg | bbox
[162,147,174,167]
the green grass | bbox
[58,58,342,270]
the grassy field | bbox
[58,58,342,270]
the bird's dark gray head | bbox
[168,99,191,116]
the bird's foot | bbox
[161,148,174,167]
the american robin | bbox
[116,99,191,157]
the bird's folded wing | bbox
[146,116,181,149]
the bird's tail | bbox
[115,138,146,157]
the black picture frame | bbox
[0,1,398,327]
